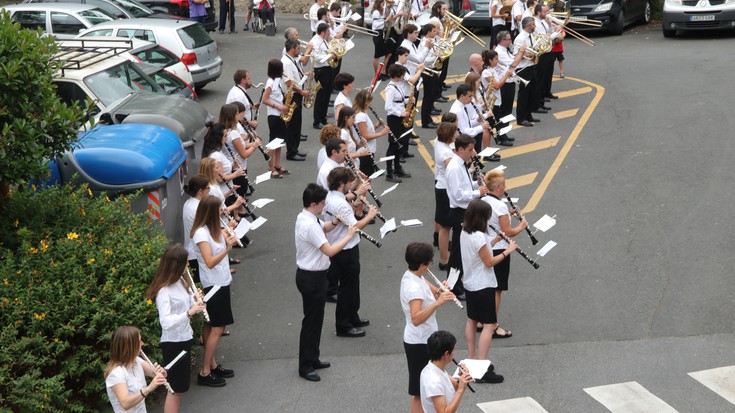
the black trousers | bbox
[296,268,328,374]
[359,154,376,177]
[448,207,466,293]
[534,54,554,109]
[516,65,536,123]
[499,82,516,120]
[439,56,450,84]
[328,246,362,332]
[386,114,408,175]
[490,24,508,48]
[313,67,332,126]
[218,0,235,31]
[420,73,439,126]
[285,93,303,157]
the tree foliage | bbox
[0,11,85,193]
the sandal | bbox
[493,326,512,339]
[276,166,290,176]
[222,330,231,336]
[229,257,241,265]
[270,170,283,179]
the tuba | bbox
[302,56,322,109]
[326,38,348,69]
[402,81,418,128]
[432,37,454,70]
[280,81,296,123]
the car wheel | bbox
[642,0,652,23]
[611,9,625,35]
[662,27,676,37]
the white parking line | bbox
[584,381,679,413]
[476,397,550,413]
[688,365,735,406]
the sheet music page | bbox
[452,359,491,379]
[234,219,251,238]
[537,240,557,257]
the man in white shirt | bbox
[384,64,414,182]
[449,84,499,162]
[309,0,327,34]
[308,23,333,129]
[420,330,473,413]
[418,22,442,129]
[225,69,259,130]
[410,0,425,18]
[513,16,539,127]
[495,30,524,131]
[317,138,346,190]
[532,4,556,112]
[324,167,379,338]
[511,0,527,36]
[445,134,490,298]
[295,183,356,382]
[282,38,309,161]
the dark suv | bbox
[137,0,217,31]
[569,0,652,35]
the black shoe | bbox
[475,370,504,384]
[518,120,534,127]
[386,175,402,183]
[483,154,501,162]
[496,138,513,147]
[548,94,559,99]
[528,117,541,122]
[533,108,549,114]
[540,105,552,110]
[431,109,442,115]
[442,84,450,90]
[403,152,415,158]
[395,170,411,178]
[436,96,448,103]
[438,262,449,271]
[313,123,325,129]
[336,328,366,337]
[297,152,307,157]
[544,97,551,102]
[422,122,439,128]
[299,371,321,382]
[503,136,515,142]
[212,365,234,378]
[352,319,370,327]
[408,140,417,146]
[300,134,307,141]
[314,361,331,369]
[325,294,338,303]
[286,154,307,161]
[198,373,226,387]
[218,30,225,34]
[398,157,406,163]
[229,30,237,34]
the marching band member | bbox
[295,183,357,382]
[481,50,516,147]
[445,134,490,299]
[282,38,309,161]
[481,170,527,340]
[384,64,414,182]
[146,245,206,412]
[462,72,495,153]
[511,0,528,37]
[419,23,441,129]
[371,0,391,79]
[337,106,370,169]
[317,138,347,191]
[229,101,261,187]
[105,326,167,413]
[460,199,514,383]
[384,0,409,68]
[449,84,497,161]
[183,175,212,283]
[410,0,425,18]
[262,59,290,178]
[333,72,355,121]
[309,22,333,129]
[354,89,391,176]
[428,2,450,91]
[489,0,510,48]
[201,119,246,203]
[309,0,327,35]
[317,123,342,170]
[217,104,252,199]
[327,3,348,80]
[197,157,243,221]
[532,4,553,114]
[419,331,473,413]
[433,121,458,271]
[494,30,525,134]
[225,69,259,130]
[401,242,456,413]
[324,167,379,338]
[513,16,539,127]
[191,195,238,387]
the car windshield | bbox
[84,60,160,105]
[78,9,117,24]
[132,45,179,68]
[177,24,213,50]
[109,0,154,18]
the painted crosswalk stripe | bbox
[556,86,593,99]
[584,381,679,413]
[497,137,561,159]
[688,365,735,405]
[477,397,549,413]
[553,109,579,120]
[505,172,538,190]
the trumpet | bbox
[404,60,441,77]
[496,64,530,87]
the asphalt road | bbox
[154,14,735,413]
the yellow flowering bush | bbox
[0,184,169,412]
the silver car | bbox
[78,18,223,88]
[662,0,735,37]
[3,3,116,39]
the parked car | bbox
[460,0,494,29]
[78,18,223,88]
[23,0,171,19]
[662,0,735,37]
[136,62,197,100]
[569,0,652,35]
[137,0,217,31]
[2,3,116,39]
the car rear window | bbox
[78,9,117,25]
[133,45,180,68]
[177,24,213,50]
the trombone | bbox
[548,12,596,47]
[442,10,486,48]
[404,60,441,77]
[331,15,380,37]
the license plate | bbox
[690,15,715,21]
[572,15,588,21]
[207,64,220,75]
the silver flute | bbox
[140,350,174,394]
[184,268,210,322]
[425,269,463,309]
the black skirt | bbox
[403,342,429,396]
[267,115,287,142]
[492,249,511,291]
[160,340,192,392]
[466,287,497,324]
[204,284,234,327]
[434,188,451,227]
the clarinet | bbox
[452,359,476,393]
[325,211,382,248]
[140,350,174,394]
[220,207,251,248]
[253,87,266,121]
[353,123,380,172]
[218,173,258,220]
[487,222,540,269]
[354,192,386,223]
[368,106,403,151]
[344,155,383,208]
[469,100,496,140]
[240,120,271,162]
[425,269,463,309]
[504,191,538,245]
[223,142,255,194]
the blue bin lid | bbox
[72,124,186,185]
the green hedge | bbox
[0,184,169,412]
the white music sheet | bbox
[537,240,557,257]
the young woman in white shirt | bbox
[261,58,290,178]
[190,195,238,387]
[104,326,167,413]
[400,243,456,413]
[336,106,369,169]
[433,120,458,271]
[197,158,243,220]
[333,72,355,121]
[371,0,390,78]
[353,89,391,176]
[145,245,206,412]
[182,175,211,283]
[220,103,259,197]
[419,330,473,413]
[201,122,245,200]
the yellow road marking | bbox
[523,76,605,214]
[553,109,579,120]
[497,137,561,159]
[415,138,435,174]
[556,86,592,99]
[505,172,538,190]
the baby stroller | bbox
[251,0,276,33]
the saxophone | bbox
[402,80,418,128]
[302,56,322,109]
[280,81,296,123]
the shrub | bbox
[0,184,170,412]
